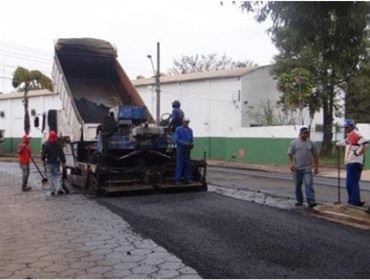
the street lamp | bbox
[146,55,155,75]
[146,42,161,125]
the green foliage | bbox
[168,54,257,75]
[346,62,370,122]
[246,100,294,126]
[242,1,370,155]
[277,68,315,111]
[12,66,53,135]
[12,67,53,92]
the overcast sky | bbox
[0,0,278,92]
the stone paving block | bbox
[75,273,105,279]
[178,266,198,274]
[113,262,139,270]
[103,269,132,278]
[42,264,69,273]
[80,254,106,263]
[92,248,113,256]
[130,248,153,256]
[29,260,54,269]
[69,261,98,270]
[150,269,180,279]
[1,263,27,271]
[177,274,202,279]
[141,257,166,266]
[0,270,14,278]
[132,265,159,275]
[123,273,151,279]
[86,265,113,274]
[159,261,184,270]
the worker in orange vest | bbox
[17,135,32,192]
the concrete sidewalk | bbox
[207,159,370,182]
[0,162,200,279]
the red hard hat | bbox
[48,130,58,143]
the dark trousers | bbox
[20,163,30,190]
[345,163,363,206]
[175,146,192,182]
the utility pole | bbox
[155,42,161,125]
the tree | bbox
[277,67,318,127]
[12,67,53,135]
[246,100,294,126]
[168,53,257,75]
[242,2,370,155]
[346,61,370,122]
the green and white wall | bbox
[0,90,62,154]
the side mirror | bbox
[34,117,39,128]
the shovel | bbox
[30,156,48,185]
[335,147,341,204]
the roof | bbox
[0,89,57,101]
[132,67,258,87]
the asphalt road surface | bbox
[208,166,370,204]
[98,191,370,278]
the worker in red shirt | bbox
[18,135,32,192]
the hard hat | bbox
[299,126,309,133]
[183,117,190,122]
[342,119,355,128]
[172,100,181,108]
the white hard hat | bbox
[183,117,190,122]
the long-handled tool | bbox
[336,147,341,204]
[30,156,48,184]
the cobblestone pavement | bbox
[0,162,200,279]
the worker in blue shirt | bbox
[170,100,184,132]
[174,117,193,184]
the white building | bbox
[0,89,62,153]
[132,65,325,137]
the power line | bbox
[0,41,52,56]
[0,75,12,80]
[0,52,52,64]
[0,46,51,61]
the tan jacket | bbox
[336,130,368,165]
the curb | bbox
[312,204,370,230]
[208,162,370,183]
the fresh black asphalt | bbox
[97,191,370,279]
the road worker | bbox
[42,131,66,196]
[170,100,184,132]
[17,134,32,192]
[336,119,368,206]
[174,117,193,184]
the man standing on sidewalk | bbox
[336,119,368,206]
[288,126,319,207]
[17,135,32,192]
[42,131,66,196]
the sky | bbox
[0,0,278,93]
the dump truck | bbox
[37,38,207,193]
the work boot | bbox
[308,202,317,208]
[22,187,32,192]
[57,190,64,195]
[295,202,303,207]
[50,192,55,196]
[358,201,366,207]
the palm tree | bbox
[12,67,53,135]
